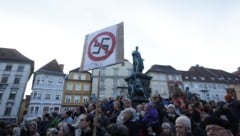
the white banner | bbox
[81,22,124,71]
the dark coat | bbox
[124,119,141,136]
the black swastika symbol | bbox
[92,37,110,54]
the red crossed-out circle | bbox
[88,32,116,61]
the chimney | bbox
[59,64,64,72]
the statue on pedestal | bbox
[125,46,152,106]
[132,46,144,73]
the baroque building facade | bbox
[0,48,34,123]
[27,59,65,119]
[61,68,91,111]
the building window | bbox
[73,73,79,80]
[43,107,49,114]
[14,77,21,84]
[57,80,63,85]
[66,83,73,90]
[40,80,44,84]
[152,75,157,80]
[1,76,8,84]
[30,106,34,114]
[36,79,40,85]
[55,94,60,100]
[48,80,53,85]
[74,96,80,104]
[75,83,81,91]
[83,96,89,104]
[33,92,37,99]
[175,75,180,81]
[45,93,51,99]
[4,107,12,116]
[54,107,59,112]
[37,93,41,99]
[0,91,3,101]
[5,65,12,71]
[65,95,71,103]
[80,74,86,80]
[35,107,39,114]
[168,75,173,80]
[9,93,16,100]
[83,84,90,91]
[17,65,24,72]
[159,74,165,80]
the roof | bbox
[36,59,64,75]
[181,65,240,84]
[70,67,91,74]
[0,47,34,78]
[146,64,180,74]
[0,47,34,64]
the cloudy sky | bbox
[1,0,240,95]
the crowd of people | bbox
[1,91,240,136]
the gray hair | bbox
[175,115,191,130]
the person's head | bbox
[44,113,51,121]
[136,104,143,112]
[161,122,171,134]
[107,123,129,136]
[122,108,136,122]
[63,111,71,118]
[167,104,175,113]
[224,93,233,102]
[28,121,38,133]
[144,102,154,112]
[123,99,132,109]
[113,101,120,110]
[88,103,96,112]
[79,114,92,129]
[58,122,73,136]
[77,105,86,114]
[175,116,191,136]
[174,99,181,107]
[204,116,232,136]
[151,93,160,103]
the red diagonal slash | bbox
[88,32,116,61]
[94,39,109,53]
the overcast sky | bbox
[1,0,240,96]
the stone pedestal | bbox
[125,73,152,107]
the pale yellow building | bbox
[61,68,91,111]
[91,60,133,100]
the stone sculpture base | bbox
[125,73,152,107]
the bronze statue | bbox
[132,46,144,73]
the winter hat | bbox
[162,122,171,129]
[167,104,175,109]
[204,116,231,129]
